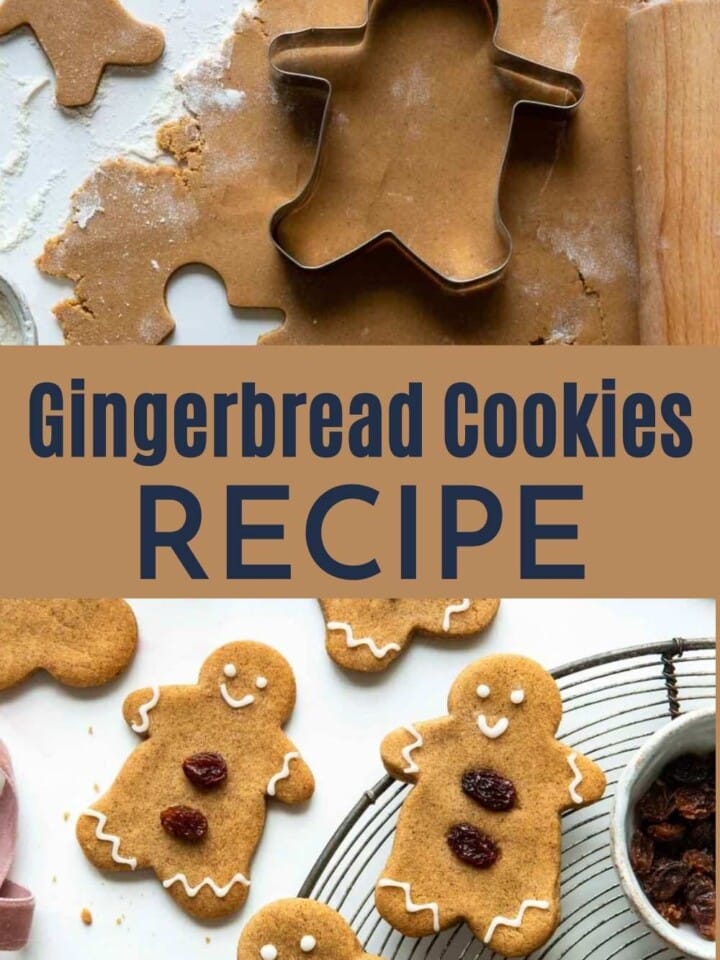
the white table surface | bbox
[0,598,713,958]
[0,0,282,346]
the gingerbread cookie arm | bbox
[266,739,315,804]
[557,745,606,810]
[123,686,162,736]
[381,721,436,783]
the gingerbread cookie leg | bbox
[0,599,138,691]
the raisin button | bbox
[183,752,228,789]
[461,769,517,811]
[446,823,499,868]
[160,805,208,842]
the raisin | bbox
[630,830,654,876]
[160,805,208,842]
[674,785,715,821]
[183,752,228,789]
[683,849,715,876]
[638,782,675,823]
[655,902,685,927]
[642,858,689,901]
[648,821,685,842]
[686,876,716,940]
[689,820,715,851]
[446,823,499,869]
[461,769,517,812]
[665,753,712,787]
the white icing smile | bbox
[477,714,509,739]
[220,683,255,709]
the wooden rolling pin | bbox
[626,0,720,344]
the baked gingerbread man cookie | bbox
[0,599,137,691]
[77,642,314,920]
[375,654,606,956]
[319,599,499,672]
[238,899,381,960]
[0,0,164,107]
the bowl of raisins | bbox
[611,708,716,959]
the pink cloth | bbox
[0,744,33,950]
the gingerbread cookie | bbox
[77,641,314,920]
[238,899,381,960]
[0,599,137,691]
[375,654,606,956]
[319,599,499,672]
[0,0,164,107]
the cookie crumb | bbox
[205,937,212,944]
[52,875,57,884]
[81,908,92,926]
[88,726,94,735]
[93,783,100,794]
[116,917,123,926]
[63,811,70,822]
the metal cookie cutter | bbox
[0,277,37,345]
[269,0,585,293]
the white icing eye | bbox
[256,676,268,689]
[476,684,490,699]
[299,936,316,953]
[510,689,525,705]
[260,946,277,960]
[223,664,237,678]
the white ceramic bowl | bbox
[610,708,716,960]
[0,276,37,345]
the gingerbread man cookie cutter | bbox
[269,0,585,293]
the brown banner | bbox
[0,345,716,597]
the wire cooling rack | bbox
[299,638,716,960]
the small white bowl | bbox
[0,276,37,345]
[610,708,716,960]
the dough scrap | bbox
[38,0,638,344]
[0,0,164,107]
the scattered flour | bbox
[177,38,246,116]
[72,180,105,229]
[391,65,431,107]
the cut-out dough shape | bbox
[0,599,137,691]
[375,654,606,956]
[77,641,314,920]
[0,0,164,107]
[319,599,500,672]
[238,899,382,960]
[271,0,582,288]
[38,0,638,344]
